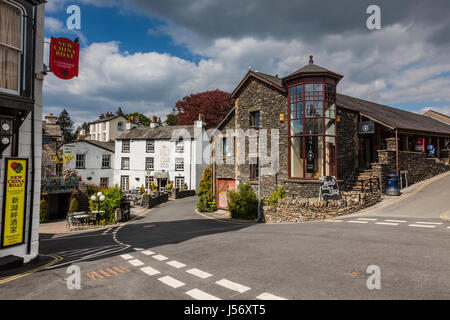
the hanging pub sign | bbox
[306,135,315,173]
[1,158,28,248]
[358,121,375,134]
[319,176,341,201]
[49,37,79,80]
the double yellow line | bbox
[0,254,62,285]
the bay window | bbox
[288,82,337,179]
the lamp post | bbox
[91,191,106,212]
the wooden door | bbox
[217,179,236,209]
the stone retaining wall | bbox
[171,189,196,199]
[263,191,381,223]
[141,193,169,209]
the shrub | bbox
[89,187,124,225]
[197,200,207,212]
[207,201,217,212]
[87,184,107,196]
[197,166,214,211]
[267,186,286,207]
[227,184,258,220]
[69,198,79,212]
[39,200,49,223]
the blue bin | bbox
[386,174,400,196]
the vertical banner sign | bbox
[1,158,28,248]
[49,37,80,80]
[306,136,315,173]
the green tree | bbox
[165,110,178,126]
[57,109,75,142]
[197,166,214,212]
[124,112,150,126]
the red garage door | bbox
[217,179,236,209]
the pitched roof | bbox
[90,114,126,124]
[64,140,115,152]
[116,125,196,140]
[231,70,286,98]
[284,63,343,80]
[337,94,450,136]
[423,110,450,125]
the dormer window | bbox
[117,122,124,131]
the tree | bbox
[124,112,150,126]
[165,113,178,126]
[175,89,234,129]
[57,109,74,142]
[197,166,214,212]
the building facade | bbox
[89,108,128,142]
[63,140,115,188]
[213,57,450,209]
[114,120,207,192]
[0,0,45,263]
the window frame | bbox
[75,154,85,169]
[122,140,130,153]
[175,157,184,171]
[121,157,130,170]
[0,1,24,95]
[100,177,109,188]
[145,156,154,170]
[146,139,155,153]
[175,176,185,188]
[101,154,111,169]
[176,140,184,153]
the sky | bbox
[43,0,450,127]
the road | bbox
[1,172,450,300]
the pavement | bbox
[1,172,450,300]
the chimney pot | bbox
[309,55,314,64]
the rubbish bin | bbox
[386,174,400,196]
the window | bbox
[175,176,185,188]
[145,157,154,170]
[122,140,130,153]
[102,154,111,168]
[121,157,130,170]
[102,133,106,141]
[176,140,184,153]
[222,137,227,157]
[146,139,155,153]
[145,176,154,190]
[250,157,259,181]
[175,158,184,171]
[117,122,124,131]
[120,176,129,191]
[100,177,109,188]
[0,2,22,93]
[288,82,336,179]
[250,111,260,129]
[75,154,85,169]
[102,122,106,131]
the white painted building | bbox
[0,0,45,263]
[114,121,208,192]
[63,140,115,188]
[89,108,128,142]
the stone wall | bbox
[171,189,196,199]
[141,193,169,209]
[263,191,381,223]
[337,108,358,184]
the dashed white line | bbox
[347,220,368,224]
[152,254,168,261]
[326,220,343,222]
[256,292,287,300]
[357,218,377,221]
[140,266,160,276]
[186,268,212,279]
[186,289,221,300]
[375,222,399,226]
[384,220,407,223]
[167,260,186,269]
[408,224,436,228]
[158,276,185,288]
[215,279,250,293]
[120,254,134,260]
[128,259,144,266]
[415,222,443,225]
[141,250,155,256]
[133,248,144,251]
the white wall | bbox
[64,142,114,187]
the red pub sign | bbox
[49,37,79,80]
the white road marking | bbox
[384,220,407,223]
[186,289,221,300]
[167,260,186,269]
[357,218,377,221]
[415,222,443,225]
[326,220,343,222]
[141,250,155,256]
[215,279,250,293]
[140,266,160,276]
[152,254,168,261]
[128,259,144,266]
[347,220,368,224]
[158,276,185,288]
[256,292,287,300]
[375,222,399,226]
[120,254,134,260]
[408,224,436,228]
[133,248,144,251]
[186,268,212,279]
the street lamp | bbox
[91,191,106,211]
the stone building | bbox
[0,0,45,264]
[212,57,450,209]
[41,113,63,179]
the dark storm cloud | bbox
[123,0,450,45]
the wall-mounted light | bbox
[0,116,13,159]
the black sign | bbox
[319,176,341,201]
[306,136,315,173]
[358,121,375,134]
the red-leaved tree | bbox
[175,89,234,128]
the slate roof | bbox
[337,94,450,136]
[90,114,126,124]
[65,140,115,152]
[284,63,343,80]
[116,125,196,140]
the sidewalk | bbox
[39,206,148,235]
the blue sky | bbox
[43,0,450,127]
